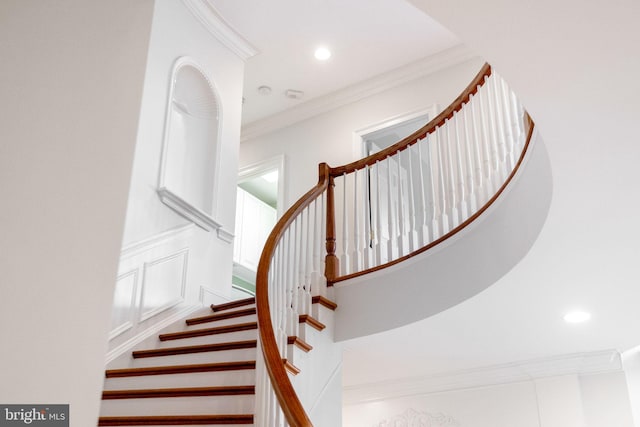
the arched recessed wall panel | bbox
[158,57,223,231]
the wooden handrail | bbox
[329,63,492,176]
[255,163,330,427]
[330,112,535,284]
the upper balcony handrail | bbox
[329,63,492,176]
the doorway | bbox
[232,156,285,294]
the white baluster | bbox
[340,173,350,274]
[453,113,469,222]
[444,120,459,228]
[319,191,327,297]
[496,75,516,171]
[462,103,478,213]
[490,75,509,180]
[386,156,395,261]
[374,161,383,265]
[428,130,442,238]
[434,126,449,234]
[477,79,495,199]
[352,169,361,272]
[406,146,418,252]
[416,137,430,245]
[396,150,406,256]
[363,165,373,269]
[485,77,503,183]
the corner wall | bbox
[0,0,154,424]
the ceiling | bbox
[211,0,640,395]
[210,0,461,125]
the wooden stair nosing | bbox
[299,314,326,331]
[105,361,256,378]
[98,414,254,426]
[211,297,255,312]
[312,295,337,311]
[132,340,257,359]
[283,359,300,376]
[287,336,313,352]
[159,322,257,341]
[102,385,255,400]
[186,307,256,326]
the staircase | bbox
[98,296,336,426]
[101,63,534,427]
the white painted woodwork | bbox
[234,187,277,272]
[331,71,528,278]
[158,57,222,231]
[334,132,551,340]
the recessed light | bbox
[314,46,331,61]
[257,85,272,96]
[563,311,591,324]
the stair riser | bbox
[106,424,254,427]
[187,314,257,328]
[103,370,256,390]
[129,348,257,368]
[100,395,254,416]
[157,329,257,347]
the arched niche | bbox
[158,57,222,232]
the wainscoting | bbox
[107,225,197,357]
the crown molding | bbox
[241,44,478,141]
[181,0,259,60]
[343,349,622,405]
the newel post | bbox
[321,163,339,283]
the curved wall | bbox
[334,131,552,341]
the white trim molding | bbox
[139,249,190,322]
[238,154,286,217]
[376,409,459,427]
[158,188,222,232]
[181,0,258,60]
[121,224,195,259]
[105,305,202,364]
[343,350,623,405]
[216,227,234,243]
[241,45,477,141]
[352,106,439,160]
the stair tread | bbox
[98,414,253,425]
[211,297,255,312]
[132,340,257,359]
[159,322,257,341]
[103,385,255,399]
[298,314,325,331]
[105,361,256,378]
[186,307,256,326]
[287,336,312,352]
[312,295,338,311]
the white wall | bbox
[344,372,634,427]
[114,0,246,337]
[240,58,484,210]
[124,0,243,246]
[623,347,640,425]
[0,0,154,425]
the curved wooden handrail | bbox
[255,163,331,427]
[331,112,535,284]
[329,63,491,176]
